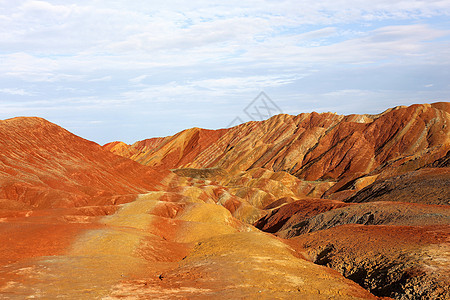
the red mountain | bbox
[0,102,448,299]
[0,117,167,209]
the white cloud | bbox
[0,88,33,96]
[0,52,58,81]
[20,0,74,17]
[266,24,450,65]
[129,75,148,84]
[120,74,303,104]
[296,27,338,42]
[192,75,301,90]
[90,76,112,82]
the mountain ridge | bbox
[104,102,450,201]
[0,116,167,209]
[0,102,448,299]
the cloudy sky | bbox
[1,0,449,144]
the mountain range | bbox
[0,102,449,299]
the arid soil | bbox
[0,102,448,299]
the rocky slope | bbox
[0,117,167,209]
[107,103,450,201]
[0,116,382,299]
[0,117,172,276]
[101,102,449,299]
[274,200,450,237]
[0,102,449,299]
[288,225,450,299]
[0,175,381,299]
[345,168,450,205]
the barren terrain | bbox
[0,102,448,299]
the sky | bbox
[0,0,449,145]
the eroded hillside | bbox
[0,102,448,299]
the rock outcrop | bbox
[345,168,450,205]
[0,102,449,299]
[289,225,450,299]
[277,201,450,237]
[254,198,353,233]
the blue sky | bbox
[0,0,449,144]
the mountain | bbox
[106,103,449,202]
[0,102,449,299]
[0,117,167,209]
